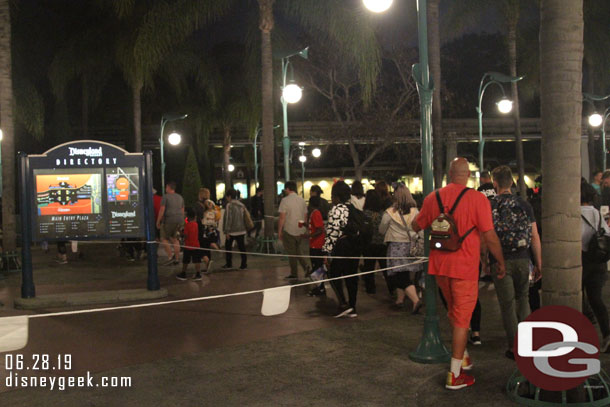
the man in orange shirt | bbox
[412,158,505,390]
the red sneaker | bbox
[461,355,473,371]
[446,371,475,390]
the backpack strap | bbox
[458,226,476,243]
[435,190,444,214]
[449,187,471,215]
[582,214,598,233]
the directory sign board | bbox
[27,141,146,241]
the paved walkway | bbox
[0,243,609,405]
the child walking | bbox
[202,199,220,250]
[176,207,203,281]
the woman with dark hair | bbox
[306,195,326,296]
[581,180,610,352]
[379,184,423,313]
[323,180,360,318]
[375,180,393,210]
[350,180,366,211]
[362,190,391,294]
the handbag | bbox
[243,207,255,231]
[582,213,610,264]
[399,212,424,257]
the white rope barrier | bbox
[68,239,427,261]
[26,259,427,319]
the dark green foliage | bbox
[182,146,202,208]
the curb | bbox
[14,288,169,310]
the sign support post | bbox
[144,151,159,290]
[19,152,35,298]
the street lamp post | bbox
[477,72,524,176]
[253,127,260,188]
[298,142,307,197]
[364,0,448,364]
[159,113,187,195]
[584,93,610,171]
[278,47,309,182]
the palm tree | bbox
[0,0,16,251]
[258,0,276,237]
[428,0,443,187]
[446,0,528,197]
[539,0,584,309]
[49,25,113,139]
[134,0,380,238]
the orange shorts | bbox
[436,275,479,329]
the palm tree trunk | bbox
[132,81,143,152]
[223,126,232,190]
[428,0,444,188]
[540,0,584,309]
[0,0,16,251]
[259,0,275,238]
[585,61,597,177]
[508,20,527,199]
[82,76,89,138]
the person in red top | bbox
[176,207,203,281]
[306,196,326,296]
[412,157,506,390]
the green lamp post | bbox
[276,47,309,182]
[159,113,187,195]
[364,0,449,364]
[583,93,610,171]
[477,72,524,177]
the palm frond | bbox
[111,0,136,18]
[280,0,381,105]
[133,0,236,79]
[14,79,45,141]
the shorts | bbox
[435,275,478,329]
[183,249,202,264]
[198,238,212,260]
[161,221,183,240]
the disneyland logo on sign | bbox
[111,211,136,219]
[515,305,601,391]
[68,147,103,158]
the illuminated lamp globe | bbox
[282,83,303,104]
[168,132,182,146]
[228,164,235,172]
[497,98,513,114]
[312,148,321,158]
[589,113,603,127]
[363,0,393,13]
[299,155,307,163]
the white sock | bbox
[450,358,462,377]
[464,349,469,358]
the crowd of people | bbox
[146,157,610,391]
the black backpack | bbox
[490,194,532,253]
[582,213,610,263]
[342,204,373,251]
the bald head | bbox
[449,157,471,185]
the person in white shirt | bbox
[278,181,310,279]
[350,180,366,211]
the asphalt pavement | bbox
[0,242,608,406]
